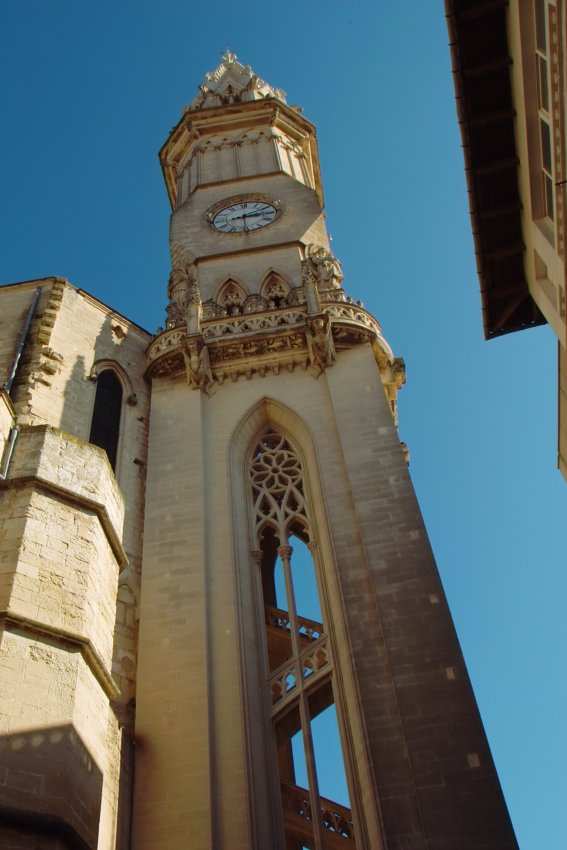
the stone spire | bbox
[183,50,287,114]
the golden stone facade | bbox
[1,53,518,850]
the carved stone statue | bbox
[303,269,322,315]
[186,274,202,335]
[306,314,336,377]
[305,244,344,291]
[166,266,189,328]
[182,335,213,395]
[166,245,201,332]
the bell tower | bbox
[133,53,518,850]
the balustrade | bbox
[265,604,323,641]
[280,780,355,847]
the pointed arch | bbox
[227,395,386,847]
[233,404,362,849]
[260,270,291,309]
[89,370,122,471]
[88,359,136,473]
[89,358,136,402]
[227,397,324,845]
[249,426,308,547]
[217,277,248,316]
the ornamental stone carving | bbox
[182,334,213,395]
[306,314,336,376]
[218,281,246,317]
[184,51,287,114]
[166,245,201,332]
[261,273,289,309]
[249,428,309,545]
[304,244,344,293]
[149,260,401,415]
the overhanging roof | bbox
[445,0,546,339]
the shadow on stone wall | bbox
[0,723,103,850]
[59,353,87,440]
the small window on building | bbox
[89,370,122,471]
[534,0,554,222]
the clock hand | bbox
[237,206,272,218]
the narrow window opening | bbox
[89,370,122,471]
[250,427,356,848]
[289,534,323,626]
[311,699,350,809]
[534,0,554,223]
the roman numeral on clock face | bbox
[211,200,279,232]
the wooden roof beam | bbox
[456,0,508,20]
[484,241,525,260]
[475,156,519,176]
[468,108,516,128]
[487,281,530,299]
[462,57,512,78]
[492,292,530,330]
[477,201,523,219]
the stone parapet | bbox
[146,300,398,391]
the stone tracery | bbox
[218,279,246,316]
[250,428,308,546]
[261,272,290,309]
[248,426,356,848]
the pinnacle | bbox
[183,51,287,114]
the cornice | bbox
[0,609,119,699]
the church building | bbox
[0,52,518,850]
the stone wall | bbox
[134,343,517,850]
[0,279,153,849]
[0,279,151,704]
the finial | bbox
[222,48,237,64]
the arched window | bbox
[89,370,123,471]
[217,279,247,316]
[261,272,289,309]
[250,427,356,849]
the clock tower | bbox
[132,52,518,850]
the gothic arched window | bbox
[89,369,123,471]
[217,279,246,316]
[260,272,289,309]
[249,427,356,849]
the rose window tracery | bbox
[250,429,307,544]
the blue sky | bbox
[1,3,566,848]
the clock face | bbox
[212,200,278,233]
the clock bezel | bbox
[205,193,283,235]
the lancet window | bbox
[249,428,356,850]
[89,369,122,471]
